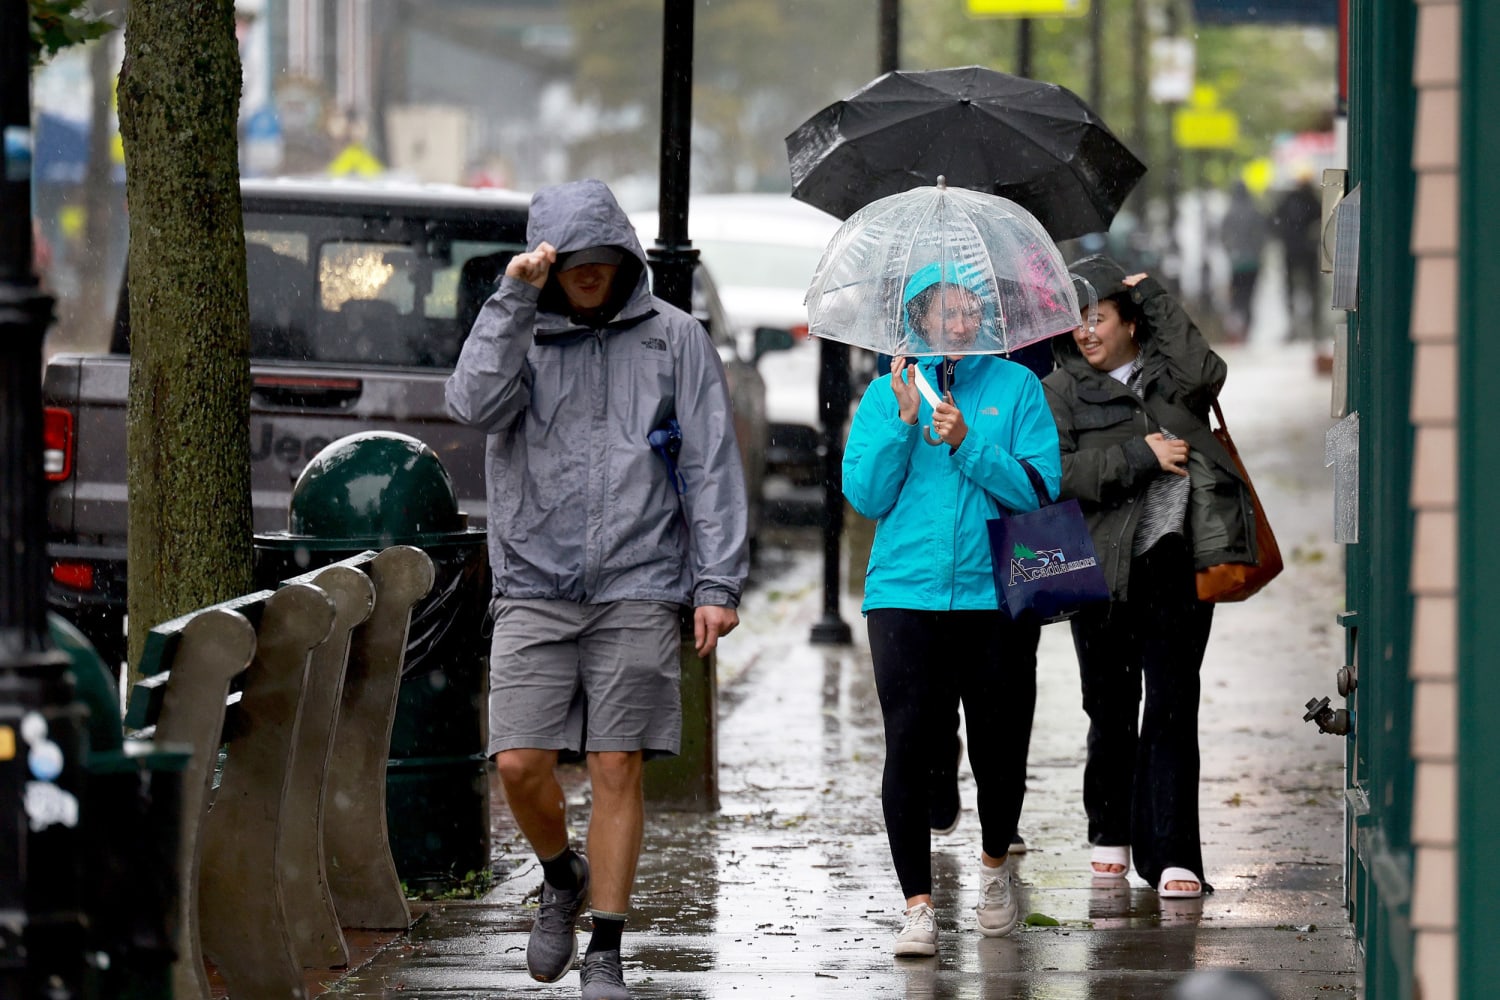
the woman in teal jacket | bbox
[842,263,1061,958]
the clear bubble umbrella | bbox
[805,180,1081,377]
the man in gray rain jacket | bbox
[446,178,747,1000]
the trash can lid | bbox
[288,431,466,541]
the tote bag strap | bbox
[1209,399,1227,432]
[1016,458,1052,509]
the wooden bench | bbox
[122,545,435,1000]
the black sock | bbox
[539,847,581,891]
[586,912,625,955]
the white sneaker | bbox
[975,860,1019,938]
[894,901,938,957]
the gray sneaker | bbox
[975,860,1019,938]
[893,901,938,957]
[580,948,630,999]
[526,856,591,983]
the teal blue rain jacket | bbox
[843,353,1062,613]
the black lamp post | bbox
[810,5,905,647]
[1,4,89,995]
[639,0,722,810]
[645,0,699,312]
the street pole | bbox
[1163,0,1184,281]
[1130,0,1148,211]
[647,0,698,313]
[1,3,90,995]
[809,332,852,646]
[810,2,896,648]
[1017,18,1033,78]
[642,0,722,808]
[878,0,899,77]
[1088,0,1104,113]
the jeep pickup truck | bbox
[43,178,770,670]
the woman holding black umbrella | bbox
[842,261,1062,956]
[1042,255,1255,900]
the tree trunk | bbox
[117,0,252,678]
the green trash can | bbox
[254,431,490,891]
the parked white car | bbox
[647,195,847,486]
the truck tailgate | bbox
[249,364,489,532]
[44,355,489,543]
[44,355,129,547]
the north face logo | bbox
[641,337,667,351]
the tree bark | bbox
[117,0,252,677]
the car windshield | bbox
[694,238,826,291]
[239,214,523,368]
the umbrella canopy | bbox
[786,65,1145,241]
[805,181,1080,360]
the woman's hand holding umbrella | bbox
[932,392,968,449]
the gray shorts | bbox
[487,598,683,760]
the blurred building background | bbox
[29,0,1339,353]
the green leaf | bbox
[28,0,114,67]
[1023,912,1060,927]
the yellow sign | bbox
[1174,108,1239,149]
[0,725,14,762]
[1242,157,1275,196]
[328,143,384,178]
[968,0,1089,18]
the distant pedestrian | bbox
[1043,256,1257,900]
[843,262,1061,957]
[1270,174,1324,341]
[446,178,749,1000]
[1218,182,1267,342]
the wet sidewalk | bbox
[326,343,1358,999]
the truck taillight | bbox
[51,561,95,591]
[43,407,74,481]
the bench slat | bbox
[280,564,375,969]
[324,545,435,930]
[147,607,258,1000]
[199,582,334,1000]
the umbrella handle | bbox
[922,425,945,447]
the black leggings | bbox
[867,609,1040,899]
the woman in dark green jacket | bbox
[1042,255,1255,900]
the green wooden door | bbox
[1458,0,1500,993]
[1345,0,1417,994]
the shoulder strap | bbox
[1209,399,1227,432]
[1017,459,1052,509]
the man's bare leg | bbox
[494,748,568,859]
[584,750,644,913]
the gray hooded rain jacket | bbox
[445,179,748,610]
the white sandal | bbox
[1156,866,1203,899]
[1089,845,1129,881]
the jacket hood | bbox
[527,179,651,326]
[1069,254,1130,305]
[900,260,997,354]
[1053,253,1137,373]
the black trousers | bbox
[867,609,1039,899]
[1070,535,1214,889]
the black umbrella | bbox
[786,65,1146,241]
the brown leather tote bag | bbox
[1195,400,1284,602]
